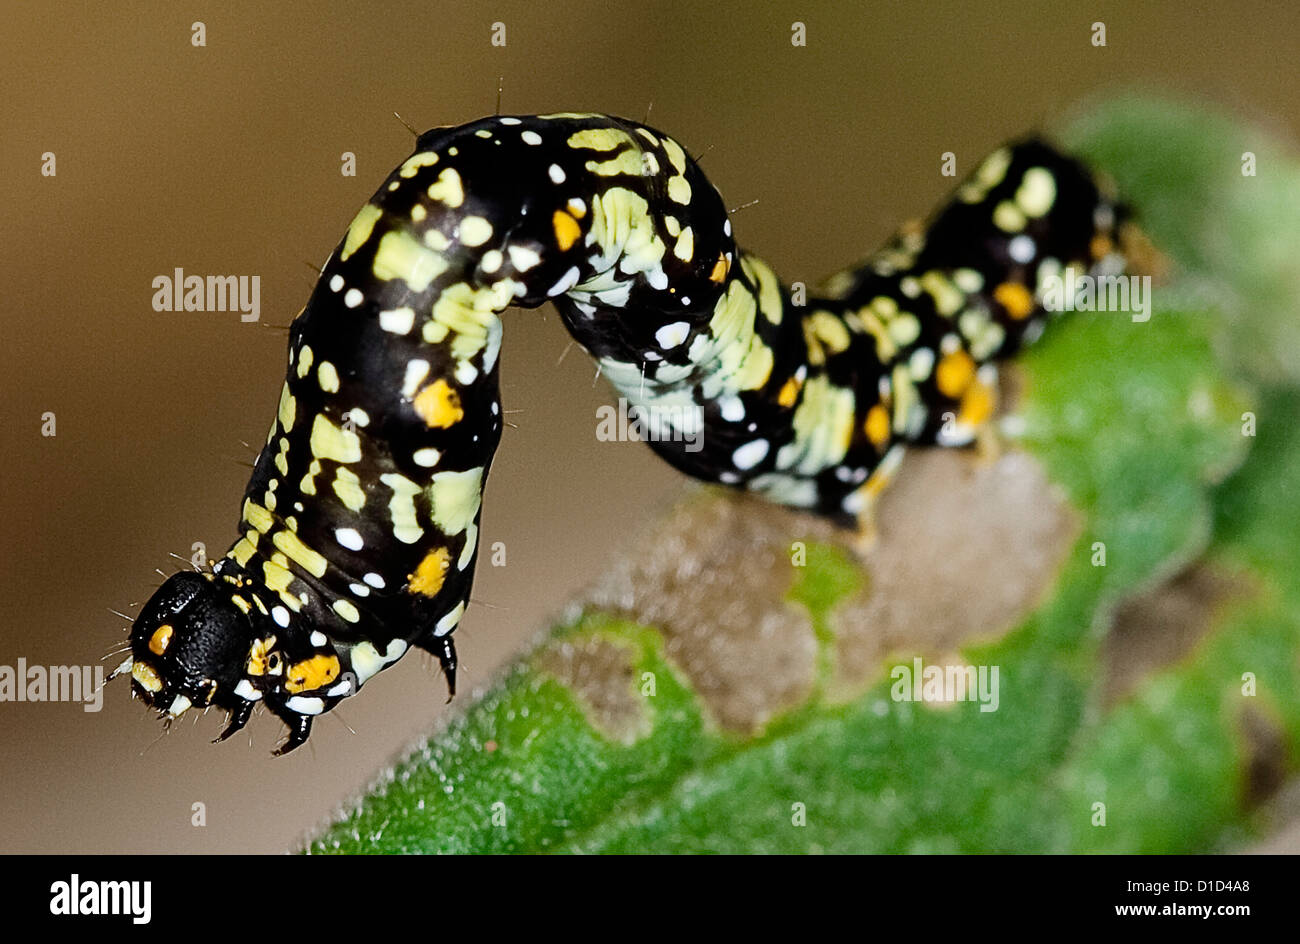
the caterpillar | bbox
[114,113,1131,753]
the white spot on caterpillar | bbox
[547,266,581,297]
[548,163,566,184]
[655,321,690,349]
[234,679,262,701]
[363,572,385,589]
[329,274,344,292]
[481,249,503,273]
[521,130,542,145]
[271,606,290,628]
[349,583,370,597]
[286,696,325,715]
[335,527,363,551]
[344,288,364,308]
[719,396,745,422]
[401,359,430,398]
[310,631,327,646]
[351,639,407,684]
[379,306,415,335]
[508,245,541,271]
[732,439,769,470]
[1008,234,1036,264]
[435,601,466,636]
[346,407,369,427]
[413,447,441,467]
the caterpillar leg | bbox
[272,712,313,756]
[848,444,906,557]
[213,699,254,744]
[414,633,458,701]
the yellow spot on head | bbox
[408,547,451,597]
[936,350,977,399]
[413,379,464,428]
[131,661,162,693]
[993,282,1035,321]
[285,653,341,694]
[552,209,581,251]
[148,625,173,656]
[709,256,728,283]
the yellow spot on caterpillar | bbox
[585,150,644,177]
[332,467,365,512]
[286,654,341,694]
[148,624,173,656]
[810,311,851,354]
[1090,234,1114,259]
[936,350,977,398]
[229,535,257,567]
[667,175,692,205]
[398,151,438,178]
[413,379,464,428]
[992,201,1026,233]
[959,379,997,428]
[299,458,322,497]
[567,127,634,152]
[426,167,464,207]
[1016,167,1056,217]
[246,636,278,676]
[272,529,329,579]
[332,599,360,623]
[743,256,784,325]
[296,344,314,379]
[277,383,296,432]
[131,662,162,693]
[993,281,1035,320]
[408,547,451,597]
[309,415,362,463]
[243,499,274,534]
[317,361,339,393]
[427,466,484,536]
[261,560,290,593]
[230,594,251,614]
[380,472,424,544]
[373,230,449,291]
[919,271,963,316]
[553,209,582,251]
[661,136,688,174]
[709,256,728,283]
[865,403,891,449]
[341,205,382,261]
[459,215,493,246]
[777,376,801,408]
[672,225,694,262]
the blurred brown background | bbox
[1,1,1296,853]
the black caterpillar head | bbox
[119,572,257,719]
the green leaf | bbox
[307,97,1298,854]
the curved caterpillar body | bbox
[117,113,1129,753]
